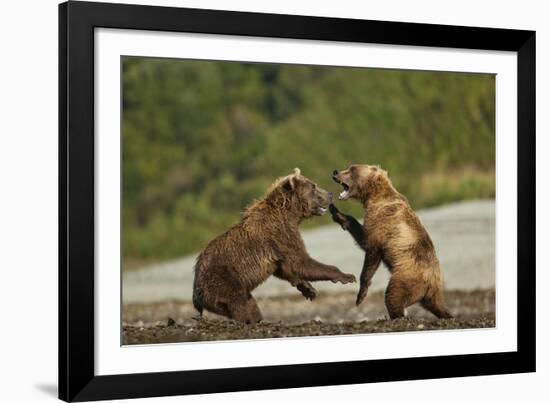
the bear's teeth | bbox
[339,190,349,200]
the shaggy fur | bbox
[331,164,452,319]
[193,168,356,323]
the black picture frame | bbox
[59,1,536,401]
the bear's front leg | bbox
[274,266,317,300]
[296,282,317,300]
[356,248,382,306]
[299,257,356,284]
[329,204,366,249]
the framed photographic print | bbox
[59,1,535,401]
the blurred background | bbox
[122,57,495,269]
[121,57,495,342]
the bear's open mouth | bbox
[317,206,328,215]
[338,183,350,200]
[333,176,350,200]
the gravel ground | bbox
[122,289,495,345]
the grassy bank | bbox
[122,58,495,266]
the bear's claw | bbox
[356,287,368,306]
[297,283,317,300]
[334,273,356,284]
[329,204,351,230]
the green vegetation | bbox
[122,57,495,268]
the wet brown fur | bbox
[331,164,452,319]
[193,168,356,323]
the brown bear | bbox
[192,168,356,323]
[330,164,452,319]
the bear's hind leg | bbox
[385,277,408,319]
[421,292,453,319]
[245,295,263,323]
[385,274,423,319]
[226,293,263,324]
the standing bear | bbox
[193,168,356,323]
[330,164,452,319]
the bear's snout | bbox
[332,170,339,177]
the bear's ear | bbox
[282,176,296,192]
[282,168,301,192]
